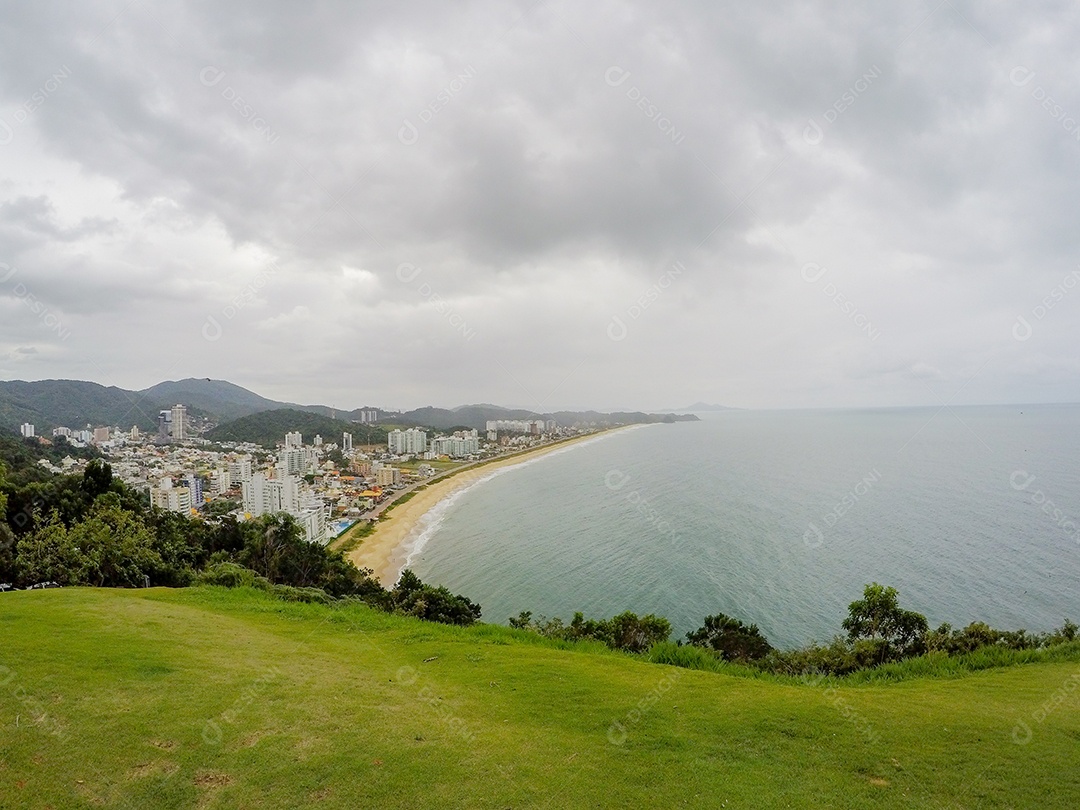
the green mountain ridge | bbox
[206,408,388,448]
[0,378,698,437]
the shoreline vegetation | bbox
[339,426,639,587]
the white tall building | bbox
[211,466,232,495]
[240,471,323,543]
[19,423,35,438]
[242,472,301,517]
[375,467,402,487]
[151,478,193,513]
[342,432,353,452]
[171,405,186,441]
[431,430,480,458]
[284,431,303,448]
[278,447,306,476]
[485,419,546,435]
[228,458,253,484]
[387,428,427,455]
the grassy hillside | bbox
[206,408,387,448]
[0,379,163,433]
[2,588,1078,808]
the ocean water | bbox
[408,406,1080,648]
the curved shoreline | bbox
[346,427,641,587]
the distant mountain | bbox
[0,379,165,433]
[138,378,288,423]
[396,404,538,430]
[205,408,388,448]
[670,402,739,412]
[0,376,699,439]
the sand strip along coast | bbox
[346,428,639,587]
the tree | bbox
[81,459,114,499]
[66,499,162,587]
[238,514,305,583]
[0,463,15,582]
[390,569,482,625]
[606,611,671,653]
[16,512,84,585]
[687,613,772,662]
[841,583,928,663]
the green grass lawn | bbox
[2,587,1078,809]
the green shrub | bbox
[271,584,333,604]
[196,562,272,591]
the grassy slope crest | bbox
[1,587,1078,809]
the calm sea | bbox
[408,406,1080,648]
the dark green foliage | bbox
[16,499,162,587]
[207,408,387,448]
[390,569,482,625]
[0,434,99,486]
[841,582,929,663]
[195,561,272,590]
[686,613,773,662]
[204,498,238,517]
[80,459,114,499]
[509,609,670,652]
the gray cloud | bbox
[1,1,1078,410]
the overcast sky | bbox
[1,1,1078,412]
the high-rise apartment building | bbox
[278,447,306,476]
[227,458,252,483]
[171,405,186,441]
[157,410,172,441]
[150,478,193,513]
[387,428,427,455]
[19,423,35,438]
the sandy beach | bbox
[346,428,635,587]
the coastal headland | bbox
[345,427,637,586]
